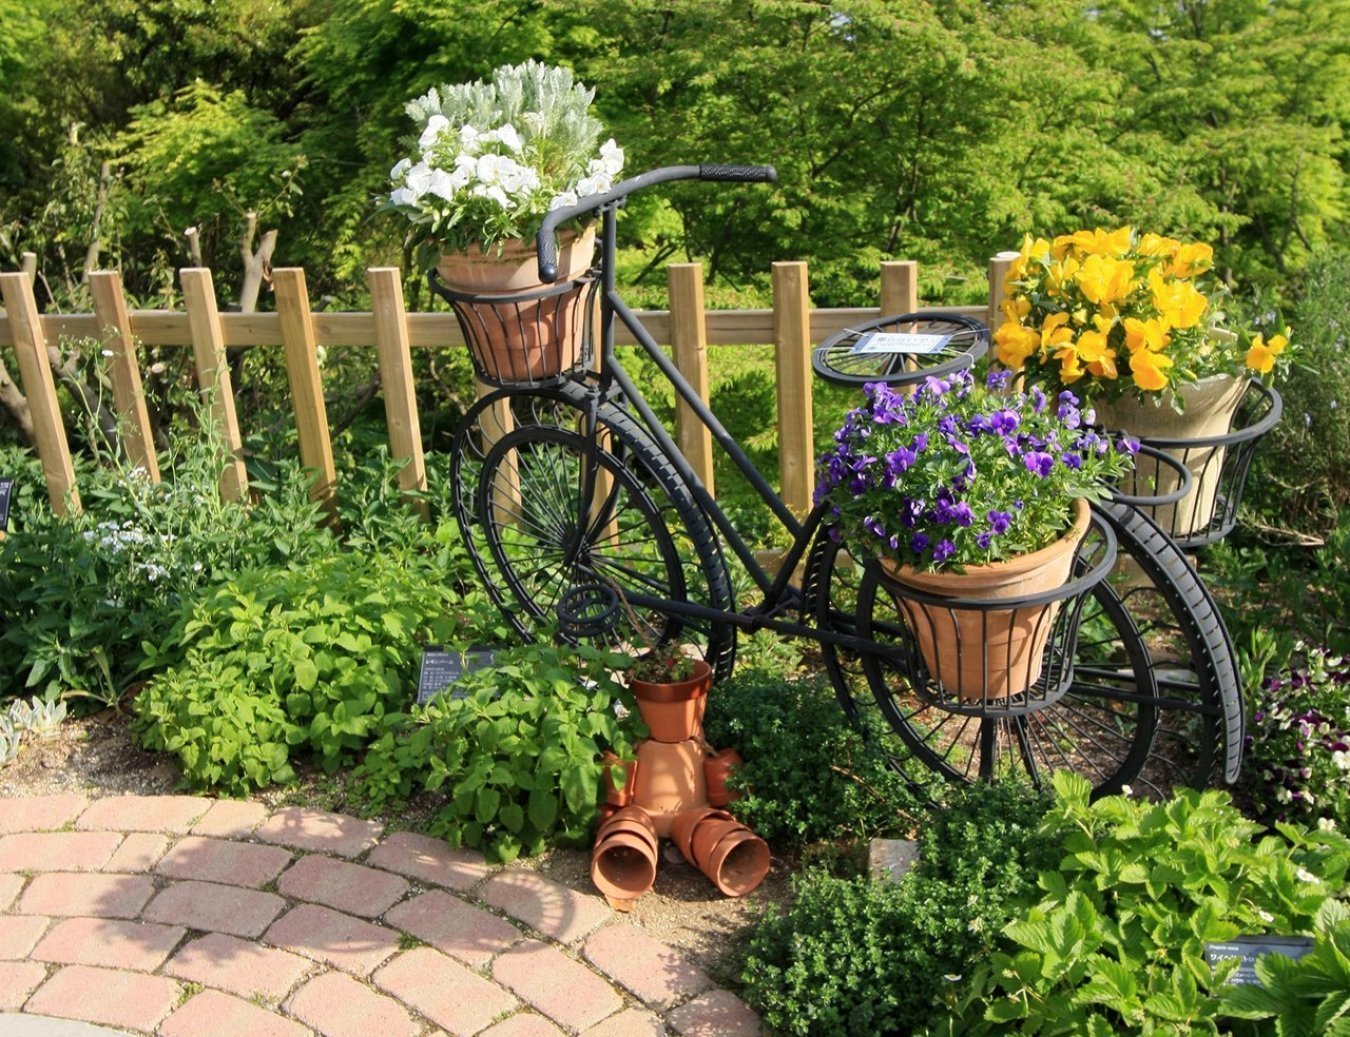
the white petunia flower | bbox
[472,183,511,208]
[494,124,523,153]
[459,124,483,153]
[549,190,579,211]
[424,168,458,202]
[404,162,434,199]
[597,138,624,176]
[389,187,417,208]
[390,157,412,181]
[417,115,450,151]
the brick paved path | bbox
[0,795,762,1037]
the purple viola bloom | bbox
[937,415,959,437]
[863,515,886,539]
[1057,400,1082,430]
[986,369,1013,390]
[910,532,930,554]
[976,531,994,550]
[913,432,929,452]
[1058,390,1079,407]
[951,502,975,527]
[988,509,1012,534]
[886,446,917,476]
[1116,435,1140,456]
[933,539,956,563]
[1024,451,1055,477]
[968,413,993,436]
[1063,451,1083,470]
[1030,386,1047,413]
[991,409,1020,436]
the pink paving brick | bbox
[581,1008,663,1037]
[18,872,155,918]
[374,946,518,1036]
[0,914,50,960]
[667,989,764,1037]
[156,835,293,888]
[583,923,711,1008]
[289,968,419,1037]
[162,989,311,1037]
[264,903,399,976]
[190,799,269,838]
[0,960,47,1010]
[32,916,186,971]
[25,963,182,1032]
[491,939,622,1033]
[0,831,122,871]
[166,932,313,1003]
[104,832,171,872]
[480,868,610,945]
[481,1014,566,1037]
[76,794,208,834]
[384,889,521,967]
[0,872,21,911]
[276,853,408,918]
[0,794,89,835]
[256,807,382,859]
[143,880,284,938]
[366,830,491,891]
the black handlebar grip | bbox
[537,231,559,283]
[699,164,778,184]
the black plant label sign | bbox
[416,646,499,705]
[0,478,12,533]
[1204,935,1315,986]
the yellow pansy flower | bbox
[1076,254,1136,307]
[1054,343,1087,383]
[1040,311,1075,351]
[1075,327,1119,380]
[1123,316,1172,354]
[1244,332,1289,374]
[1137,233,1180,257]
[994,322,1040,370]
[1148,268,1208,329]
[1063,226,1133,258]
[1130,348,1174,391]
[1045,258,1081,298]
[1165,242,1214,279]
[1001,296,1031,323]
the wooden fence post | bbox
[772,261,814,517]
[273,268,338,515]
[369,267,429,519]
[181,268,249,502]
[668,263,715,495]
[89,271,160,482]
[880,260,919,316]
[988,251,1020,331]
[0,272,81,514]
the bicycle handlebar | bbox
[536,163,777,282]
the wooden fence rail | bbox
[0,255,1018,517]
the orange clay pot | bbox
[591,806,659,900]
[702,827,770,897]
[689,817,743,869]
[703,748,744,807]
[601,753,639,808]
[630,660,713,743]
[633,738,708,838]
[669,806,735,866]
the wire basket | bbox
[428,271,598,389]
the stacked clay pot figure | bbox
[590,658,770,901]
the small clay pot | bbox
[703,748,744,807]
[631,660,713,742]
[669,807,734,866]
[633,738,708,837]
[689,817,743,869]
[591,828,658,900]
[601,805,657,840]
[703,828,770,897]
[602,753,639,807]
[596,803,619,825]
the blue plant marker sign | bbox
[1204,935,1314,986]
[0,478,12,533]
[416,646,498,704]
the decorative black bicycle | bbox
[431,165,1261,799]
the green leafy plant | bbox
[133,552,469,794]
[741,782,1055,1036]
[355,641,643,863]
[942,772,1350,1035]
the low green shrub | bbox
[355,642,644,863]
[133,551,477,794]
[1244,645,1350,831]
[940,773,1350,1035]
[701,670,925,851]
[741,782,1055,1036]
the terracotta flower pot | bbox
[436,225,597,385]
[883,498,1090,702]
[633,739,708,838]
[590,828,658,900]
[601,752,639,808]
[601,804,658,839]
[702,828,770,897]
[703,748,744,807]
[630,659,713,743]
[689,817,743,869]
[670,807,734,866]
[1094,373,1248,538]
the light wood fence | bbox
[0,255,1019,520]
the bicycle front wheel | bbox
[474,420,737,678]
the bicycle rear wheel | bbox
[805,500,1239,797]
[471,411,737,680]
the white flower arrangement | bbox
[386,60,623,262]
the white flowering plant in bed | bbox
[386,60,623,266]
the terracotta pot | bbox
[631,660,713,743]
[590,828,657,900]
[670,807,734,866]
[883,499,1090,702]
[703,748,744,807]
[600,805,658,840]
[436,225,597,385]
[633,739,708,838]
[702,828,770,897]
[602,753,639,808]
[689,817,743,869]
[1094,373,1248,538]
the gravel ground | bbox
[0,708,787,986]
